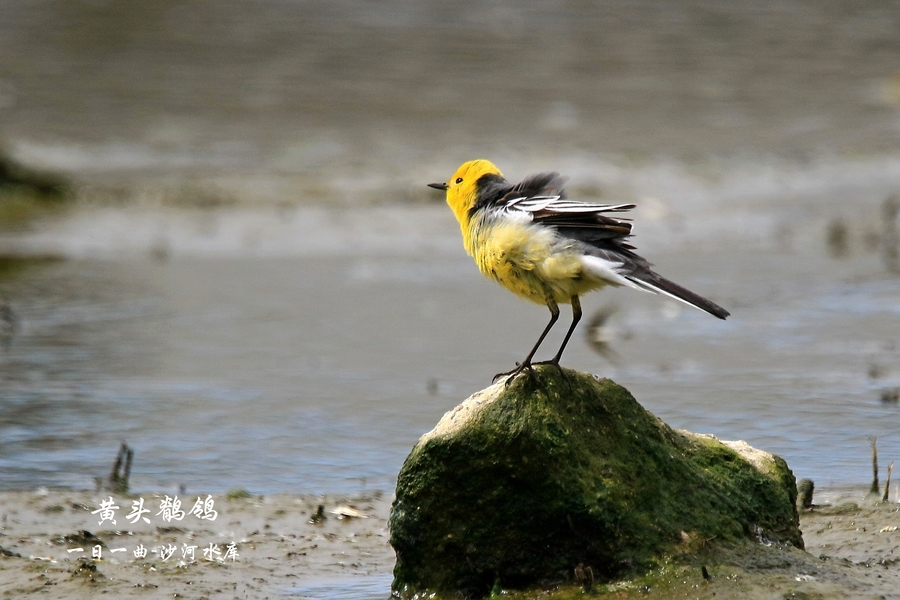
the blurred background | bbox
[2,0,900,495]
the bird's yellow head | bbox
[428,159,504,227]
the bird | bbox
[428,159,729,383]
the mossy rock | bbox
[1,150,73,231]
[0,151,70,199]
[389,367,801,598]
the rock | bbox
[389,367,802,598]
[0,150,70,199]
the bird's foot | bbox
[533,358,566,378]
[492,362,536,386]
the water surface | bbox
[2,225,899,494]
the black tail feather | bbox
[627,272,730,320]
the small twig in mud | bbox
[881,388,900,404]
[797,478,815,509]
[883,462,894,503]
[574,563,594,593]
[0,298,16,350]
[882,195,900,274]
[870,437,880,496]
[826,218,850,258]
[308,504,326,524]
[107,442,133,495]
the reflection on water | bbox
[1,240,899,493]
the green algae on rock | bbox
[1,149,73,231]
[389,367,802,599]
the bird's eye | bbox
[455,177,463,184]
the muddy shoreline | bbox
[0,489,395,598]
[1,486,899,599]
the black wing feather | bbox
[504,172,568,200]
[475,169,730,319]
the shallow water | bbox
[1,214,899,494]
[284,574,393,599]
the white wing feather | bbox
[502,196,636,220]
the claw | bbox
[532,359,565,378]
[493,362,535,386]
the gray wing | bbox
[501,187,729,320]
[501,193,637,247]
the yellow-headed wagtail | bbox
[429,159,729,383]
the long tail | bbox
[625,271,730,320]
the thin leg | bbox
[537,295,582,367]
[493,299,560,384]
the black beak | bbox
[427,182,449,191]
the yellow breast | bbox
[467,219,602,305]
